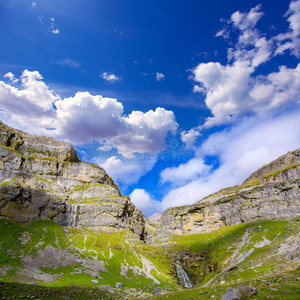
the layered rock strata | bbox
[0,121,145,239]
[151,149,300,243]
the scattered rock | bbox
[220,287,242,300]
[91,280,98,284]
[237,285,258,297]
[199,291,208,295]
[152,287,166,295]
[115,283,124,288]
[91,274,98,278]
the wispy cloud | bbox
[4,72,18,84]
[55,58,82,69]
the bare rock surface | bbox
[147,213,162,224]
[0,121,145,238]
[150,148,300,243]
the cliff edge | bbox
[151,148,300,244]
[0,121,146,239]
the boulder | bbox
[237,284,258,297]
[221,287,242,300]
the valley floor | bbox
[0,217,300,299]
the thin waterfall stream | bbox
[175,264,192,289]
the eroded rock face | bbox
[0,122,146,239]
[151,149,300,243]
[0,121,80,162]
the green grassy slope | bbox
[0,217,299,299]
[0,218,178,299]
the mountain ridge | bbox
[0,121,300,299]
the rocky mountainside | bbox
[0,121,145,239]
[150,148,300,244]
[0,121,300,299]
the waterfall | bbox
[175,264,192,289]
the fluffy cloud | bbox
[110,107,178,157]
[0,70,57,128]
[180,128,202,148]
[129,189,160,217]
[192,1,300,128]
[55,92,125,143]
[231,4,264,31]
[102,156,156,186]
[101,72,121,82]
[0,70,178,158]
[160,109,300,211]
[160,158,211,186]
[275,0,300,58]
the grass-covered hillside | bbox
[0,218,178,299]
[1,217,299,299]
[154,217,300,299]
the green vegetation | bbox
[0,145,23,155]
[22,155,67,164]
[0,281,118,300]
[264,163,300,180]
[153,267,300,299]
[0,218,299,299]
[70,183,112,192]
[166,218,300,299]
[0,218,177,293]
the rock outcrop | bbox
[151,149,300,243]
[0,121,145,239]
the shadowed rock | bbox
[0,121,146,239]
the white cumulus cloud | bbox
[102,156,156,186]
[129,189,160,217]
[0,70,178,159]
[192,1,300,128]
[160,158,211,186]
[181,128,202,148]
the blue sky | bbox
[0,0,300,217]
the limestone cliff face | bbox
[0,121,145,239]
[151,149,300,243]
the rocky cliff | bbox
[151,149,300,243]
[0,121,145,239]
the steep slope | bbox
[1,122,300,299]
[151,148,300,243]
[0,218,178,298]
[0,121,145,239]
